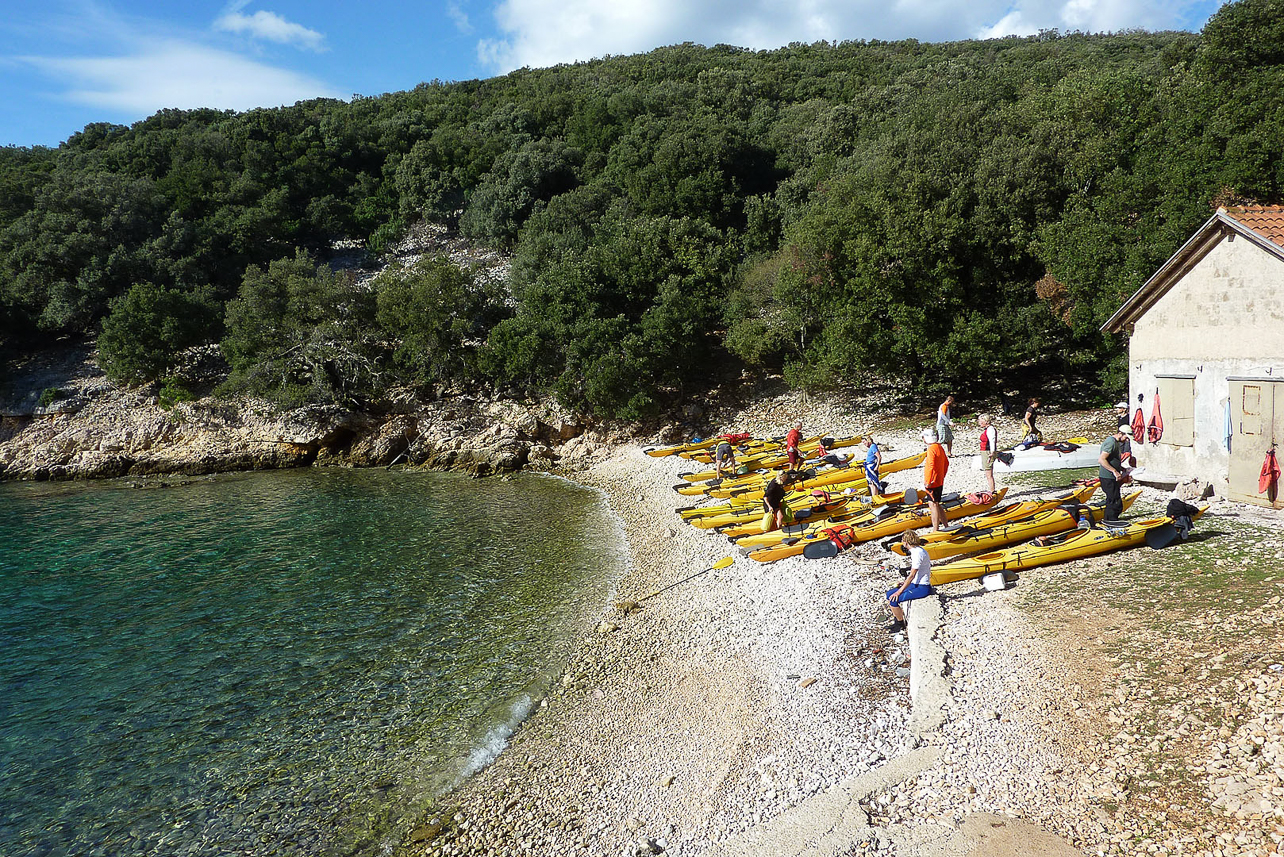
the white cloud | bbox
[972,0,1163,36]
[447,1,473,34]
[477,0,1224,73]
[25,40,342,113]
[214,2,325,51]
[976,11,1038,39]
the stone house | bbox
[1101,204,1284,507]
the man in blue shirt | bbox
[861,435,883,496]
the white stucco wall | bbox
[1127,360,1278,491]
[1126,233,1284,490]
[1129,235,1284,362]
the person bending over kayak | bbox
[922,427,949,531]
[1022,397,1042,445]
[886,529,934,633]
[713,440,736,478]
[761,470,796,533]
[1098,426,1133,522]
[785,422,804,469]
[860,435,883,496]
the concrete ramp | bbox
[703,748,941,857]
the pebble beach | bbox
[403,393,1284,857]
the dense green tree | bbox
[459,139,583,247]
[0,166,171,334]
[1197,0,1284,79]
[221,251,378,406]
[98,282,221,384]
[488,211,731,417]
[3,18,1283,412]
[374,256,508,386]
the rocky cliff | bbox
[0,344,631,482]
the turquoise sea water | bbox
[0,468,626,857]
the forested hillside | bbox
[2,0,1282,418]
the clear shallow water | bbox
[0,468,626,857]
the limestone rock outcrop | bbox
[0,349,606,482]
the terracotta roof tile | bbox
[1222,204,1284,249]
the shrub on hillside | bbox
[98,282,220,384]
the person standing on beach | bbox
[937,395,955,456]
[713,440,737,478]
[1114,401,1131,432]
[761,470,796,533]
[977,414,998,495]
[785,422,804,469]
[922,427,949,530]
[886,529,934,633]
[1098,426,1133,522]
[861,435,883,496]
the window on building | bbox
[1156,376,1195,446]
[1242,385,1262,436]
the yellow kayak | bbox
[676,457,859,498]
[677,484,858,522]
[717,488,910,538]
[886,485,1098,555]
[725,487,926,543]
[746,488,1008,563]
[930,506,1207,584]
[732,504,885,549]
[687,493,854,531]
[709,450,927,501]
[678,433,823,461]
[677,454,772,483]
[897,489,1141,562]
[679,448,859,484]
[681,433,865,464]
[643,436,732,458]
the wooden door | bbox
[1228,380,1284,507]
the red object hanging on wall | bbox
[1260,448,1281,502]
[1131,407,1146,444]
[1148,391,1164,443]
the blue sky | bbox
[1,0,1229,148]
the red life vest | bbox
[1131,408,1145,444]
[1260,449,1281,501]
[1148,392,1164,443]
[822,526,856,550]
[979,427,993,451]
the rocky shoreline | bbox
[5,355,1281,857]
[386,397,1089,857]
[0,344,625,482]
[395,395,1283,857]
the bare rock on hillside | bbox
[347,416,419,467]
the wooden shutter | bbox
[1156,376,1194,447]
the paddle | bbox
[1145,523,1180,549]
[615,556,736,611]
